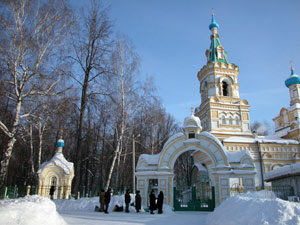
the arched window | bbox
[222,81,229,96]
[222,116,226,124]
[229,117,233,125]
[235,117,239,125]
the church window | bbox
[222,116,226,124]
[229,117,233,125]
[235,117,239,125]
[217,48,224,59]
[222,81,229,96]
[293,87,297,97]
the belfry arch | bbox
[135,113,256,210]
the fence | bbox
[0,185,132,200]
[0,185,38,199]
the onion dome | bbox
[56,138,64,148]
[183,109,202,129]
[285,66,300,88]
[209,13,219,30]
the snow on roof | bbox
[38,152,73,175]
[137,153,160,165]
[223,135,299,145]
[135,171,173,176]
[194,163,208,172]
[274,126,290,138]
[183,114,202,129]
[163,132,184,149]
[264,163,300,181]
[227,150,252,163]
[201,132,252,164]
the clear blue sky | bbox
[75,0,300,130]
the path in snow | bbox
[60,211,209,225]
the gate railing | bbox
[174,186,215,211]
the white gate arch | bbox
[135,114,256,208]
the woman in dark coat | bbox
[149,190,156,214]
[135,190,141,212]
[157,191,164,214]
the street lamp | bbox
[133,134,140,194]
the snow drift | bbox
[206,191,300,225]
[0,195,67,225]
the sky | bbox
[75,0,300,130]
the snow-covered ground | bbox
[1,191,300,225]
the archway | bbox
[135,115,256,210]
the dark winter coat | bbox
[135,192,141,210]
[157,191,164,210]
[125,192,131,204]
[105,190,111,204]
[49,186,55,196]
[149,191,156,211]
[100,191,105,204]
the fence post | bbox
[26,185,31,196]
[4,187,7,199]
[14,185,18,198]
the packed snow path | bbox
[60,211,209,225]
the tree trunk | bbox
[0,99,21,186]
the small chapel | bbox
[135,13,300,211]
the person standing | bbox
[157,191,164,214]
[99,189,105,212]
[104,188,111,214]
[149,189,156,214]
[49,185,55,199]
[135,190,141,213]
[125,189,131,213]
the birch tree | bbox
[0,0,74,186]
[104,36,140,190]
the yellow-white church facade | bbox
[135,13,300,210]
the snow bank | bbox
[0,195,67,225]
[206,191,300,225]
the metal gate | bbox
[173,185,215,211]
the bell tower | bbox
[194,12,252,140]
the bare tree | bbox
[69,0,112,193]
[103,36,140,190]
[0,0,74,186]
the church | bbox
[135,13,300,211]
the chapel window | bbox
[188,132,195,139]
[229,117,233,125]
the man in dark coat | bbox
[157,191,164,214]
[135,190,141,213]
[149,189,156,214]
[104,188,111,214]
[125,189,131,212]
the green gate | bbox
[173,185,215,211]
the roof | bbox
[223,135,299,145]
[285,67,300,88]
[38,152,74,175]
[264,163,300,181]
